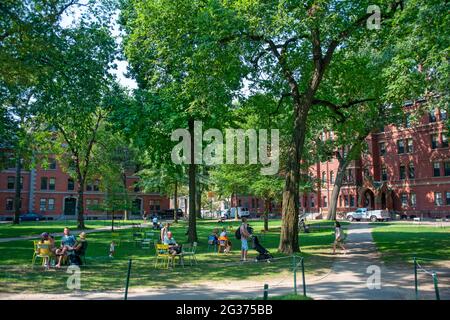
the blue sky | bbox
[60,3,138,90]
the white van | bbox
[221,207,250,219]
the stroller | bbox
[251,235,273,262]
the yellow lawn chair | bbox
[32,241,52,268]
[154,243,171,269]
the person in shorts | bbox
[332,221,347,255]
[55,227,76,268]
[240,217,251,261]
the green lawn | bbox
[371,223,450,263]
[0,219,339,294]
[0,220,138,239]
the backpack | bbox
[235,227,241,240]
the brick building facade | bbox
[0,157,170,220]
[235,104,450,219]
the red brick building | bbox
[0,156,170,220]
[235,103,450,219]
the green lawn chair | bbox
[132,232,143,247]
[181,242,198,266]
[141,232,155,250]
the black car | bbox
[160,209,184,219]
[19,213,45,221]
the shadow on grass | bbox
[0,219,336,294]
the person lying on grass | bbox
[163,231,182,256]
[55,227,76,268]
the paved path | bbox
[0,223,448,300]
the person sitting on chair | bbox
[218,227,232,253]
[38,232,52,268]
[55,227,76,268]
[207,230,219,250]
[163,231,181,256]
[71,232,88,265]
[152,215,159,229]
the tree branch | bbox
[312,98,376,122]
[269,93,292,116]
[82,112,104,180]
[323,1,404,67]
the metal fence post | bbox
[414,257,418,300]
[263,284,269,300]
[293,254,297,295]
[432,272,440,300]
[301,257,306,297]
[124,259,132,300]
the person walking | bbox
[239,217,251,261]
[332,221,347,255]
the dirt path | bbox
[1,223,447,300]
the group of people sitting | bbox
[208,227,232,253]
[37,227,88,268]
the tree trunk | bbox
[263,199,270,232]
[173,180,178,223]
[77,175,86,229]
[13,154,22,224]
[327,159,348,221]
[122,171,129,221]
[111,210,115,232]
[196,177,202,219]
[187,118,198,243]
[278,104,308,254]
[234,191,238,221]
[327,139,367,220]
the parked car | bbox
[221,207,250,219]
[19,213,45,221]
[346,208,391,222]
[160,209,183,219]
[298,212,321,222]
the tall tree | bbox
[0,85,54,224]
[119,0,245,242]
[0,0,111,88]
[92,131,142,221]
[215,0,405,253]
[250,172,284,232]
[138,163,188,223]
[35,23,117,229]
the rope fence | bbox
[413,257,442,300]
[0,252,312,300]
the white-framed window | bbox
[401,193,408,208]
[434,192,443,206]
[6,198,14,211]
[48,198,55,211]
[410,193,417,207]
[49,178,56,190]
[446,192,450,206]
[40,198,47,212]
